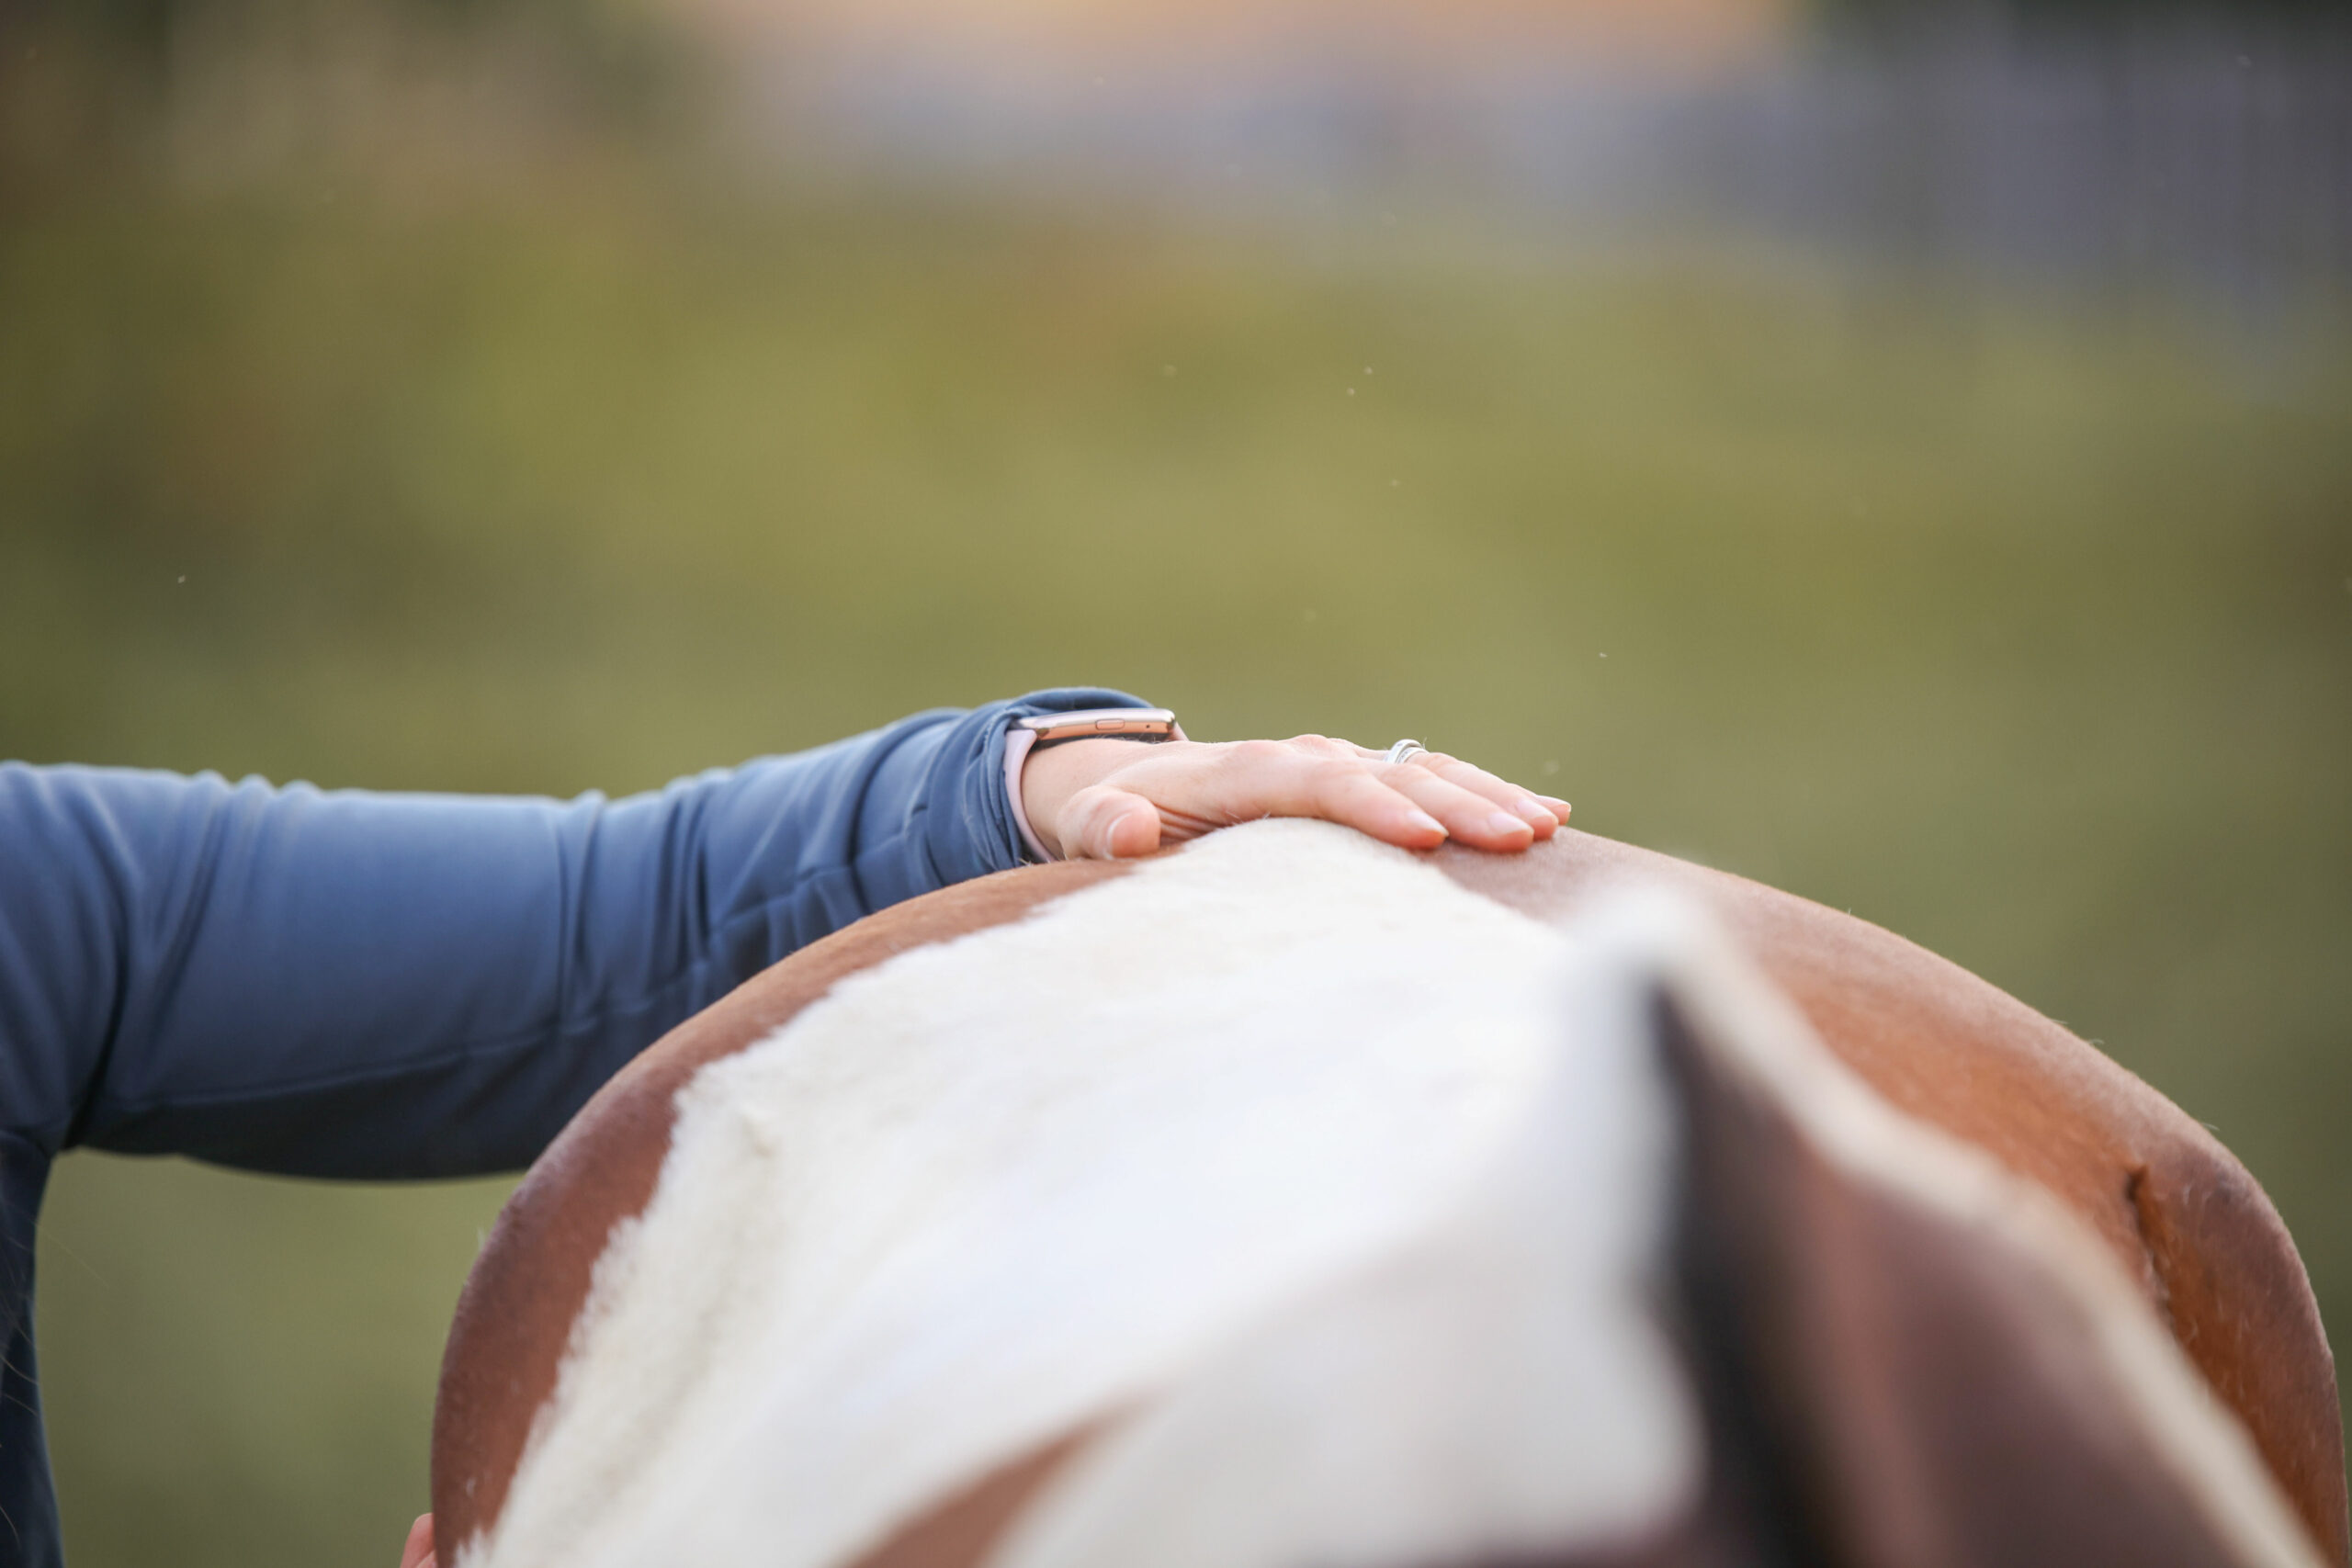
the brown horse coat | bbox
[430,827,2345,1567]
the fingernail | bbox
[1511,795,1555,827]
[1405,809,1446,838]
[1486,810,1532,839]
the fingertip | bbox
[1507,795,1557,831]
[1482,810,1537,847]
[1360,802,1449,851]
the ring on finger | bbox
[1384,739,1429,767]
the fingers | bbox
[1332,739,1564,830]
[1216,740,1453,849]
[1305,766,1454,850]
[1396,751,1563,840]
[1377,760,1543,851]
[1040,735,1567,860]
[399,1515,436,1568]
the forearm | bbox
[0,689,1146,1179]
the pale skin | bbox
[1018,733,1567,860]
[395,734,1564,1566]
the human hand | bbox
[398,1513,436,1568]
[1019,735,1568,862]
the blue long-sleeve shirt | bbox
[0,686,1145,1564]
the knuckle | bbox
[1226,739,1290,770]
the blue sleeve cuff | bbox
[920,686,1156,886]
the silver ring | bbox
[1384,739,1429,767]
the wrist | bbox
[1002,724,1057,864]
[1019,738,1155,861]
[1006,706,1181,863]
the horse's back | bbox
[431,827,2345,1567]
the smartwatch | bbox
[1003,707,1185,863]
[1015,707,1182,748]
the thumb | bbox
[1058,784,1164,860]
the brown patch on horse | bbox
[842,1426,1099,1568]
[1655,987,2279,1568]
[2133,1160,2347,1568]
[1407,987,2300,1568]
[1436,833,2346,1565]
[429,860,1134,1558]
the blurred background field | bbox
[3,0,2348,1562]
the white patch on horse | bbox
[992,909,1704,1568]
[468,822,1706,1568]
[463,816,2323,1568]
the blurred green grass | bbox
[6,175,2348,1568]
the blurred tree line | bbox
[0,0,685,202]
[4,0,2329,192]
[13,0,2335,88]
[1,0,666,77]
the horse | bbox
[427,822,2346,1568]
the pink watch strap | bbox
[1002,724,1057,864]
